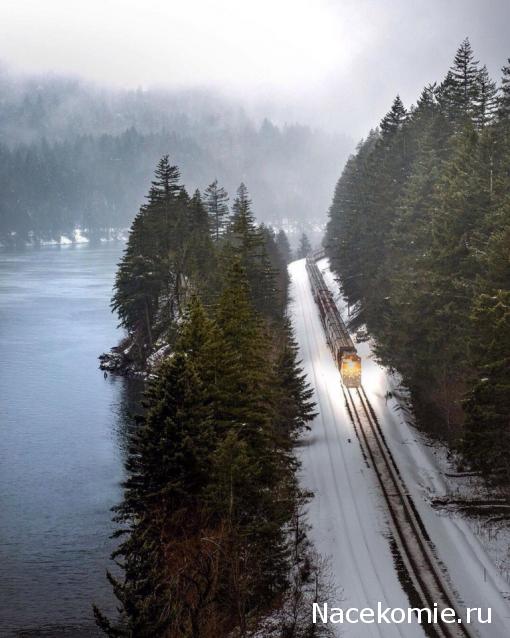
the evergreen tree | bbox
[186,190,217,301]
[439,38,480,125]
[204,179,229,241]
[101,163,324,637]
[276,228,293,263]
[296,233,312,259]
[475,65,498,128]
[274,318,317,442]
[95,350,216,637]
[380,95,407,137]
[111,208,161,354]
[227,183,280,319]
[462,290,510,476]
[325,39,510,479]
[497,58,510,120]
[148,154,182,203]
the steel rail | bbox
[340,385,475,638]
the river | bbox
[0,242,140,637]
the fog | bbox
[1,0,509,135]
[1,1,509,243]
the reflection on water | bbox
[0,243,142,637]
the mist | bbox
[1,0,509,243]
[1,0,509,135]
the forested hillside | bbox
[325,39,510,484]
[0,71,350,243]
[95,157,333,637]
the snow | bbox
[73,228,89,243]
[288,258,425,638]
[1,227,128,247]
[288,258,510,637]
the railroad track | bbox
[342,385,476,638]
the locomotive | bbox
[306,254,362,388]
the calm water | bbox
[0,243,139,637]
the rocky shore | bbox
[99,338,171,378]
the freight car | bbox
[306,255,361,388]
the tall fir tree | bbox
[94,350,216,637]
[475,65,498,128]
[204,179,229,241]
[276,228,293,264]
[227,183,280,319]
[296,232,312,259]
[439,38,480,125]
[498,58,510,120]
[380,95,407,137]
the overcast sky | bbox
[1,0,509,136]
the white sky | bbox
[1,0,509,135]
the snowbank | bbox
[314,258,510,637]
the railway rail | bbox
[307,253,476,638]
[343,386,474,638]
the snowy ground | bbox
[0,228,128,247]
[288,258,510,638]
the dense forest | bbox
[95,158,333,637]
[0,71,350,243]
[325,39,510,484]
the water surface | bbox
[0,243,138,637]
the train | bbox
[306,253,362,388]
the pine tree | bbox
[440,38,480,125]
[296,232,312,259]
[214,257,274,430]
[274,318,317,442]
[147,155,182,204]
[186,190,217,299]
[102,167,326,636]
[276,228,293,263]
[380,95,407,137]
[94,350,216,637]
[497,58,510,120]
[475,65,498,129]
[204,179,229,241]
[111,208,162,355]
[227,183,280,318]
[325,37,510,485]
[462,290,510,481]
[111,156,188,356]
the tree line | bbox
[96,158,333,636]
[325,39,510,483]
[0,71,350,243]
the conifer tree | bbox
[274,318,317,442]
[475,65,498,128]
[227,183,279,318]
[297,232,312,259]
[204,179,229,241]
[380,95,407,136]
[111,208,161,354]
[148,155,182,203]
[186,190,217,298]
[325,38,510,478]
[276,228,293,263]
[102,166,325,636]
[441,38,480,124]
[462,289,510,481]
[498,58,510,120]
[94,349,215,637]
[214,257,275,429]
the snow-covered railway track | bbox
[343,386,474,638]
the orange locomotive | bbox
[306,254,361,388]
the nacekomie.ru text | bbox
[312,602,492,625]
